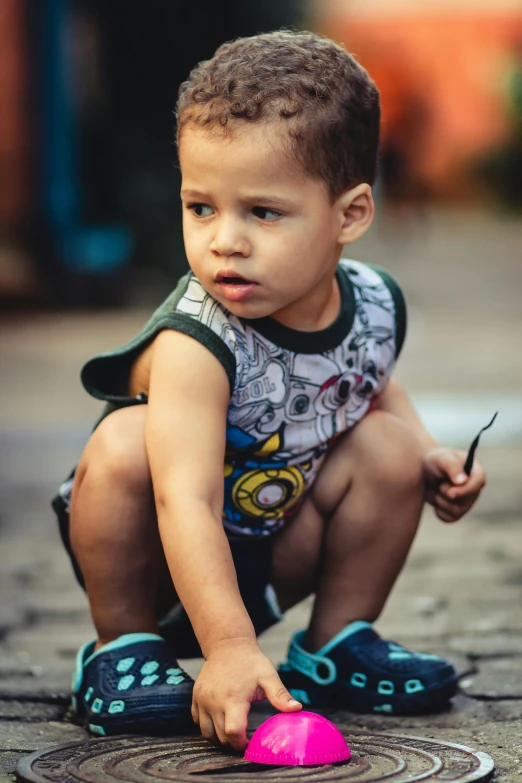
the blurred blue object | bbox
[59,226,133,274]
[40,0,132,299]
[42,0,80,229]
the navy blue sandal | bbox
[72,633,194,735]
[279,621,458,714]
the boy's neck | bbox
[270,271,341,332]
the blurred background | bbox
[1,0,522,708]
[1,0,521,307]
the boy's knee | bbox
[354,410,424,487]
[83,405,150,489]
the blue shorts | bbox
[51,485,282,658]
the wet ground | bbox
[1,207,521,781]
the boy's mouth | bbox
[215,271,255,285]
[215,271,258,302]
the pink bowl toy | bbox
[244,711,351,766]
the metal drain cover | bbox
[17,731,494,783]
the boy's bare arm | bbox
[145,330,254,652]
[145,330,300,748]
[374,378,486,522]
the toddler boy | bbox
[53,31,486,748]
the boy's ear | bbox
[336,183,375,245]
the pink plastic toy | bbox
[244,711,351,766]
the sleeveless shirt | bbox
[80,259,406,538]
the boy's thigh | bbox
[309,409,424,516]
[270,417,366,605]
[270,411,414,608]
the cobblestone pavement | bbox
[1,208,521,781]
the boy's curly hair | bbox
[176,30,380,200]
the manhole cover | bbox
[16,731,494,783]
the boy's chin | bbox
[211,293,274,320]
[223,302,272,320]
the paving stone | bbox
[335,694,522,731]
[460,658,522,699]
[0,607,23,636]
[0,720,88,751]
[448,633,522,658]
[0,669,71,698]
[0,658,40,679]
[0,750,25,779]
[0,701,65,722]
[5,626,93,664]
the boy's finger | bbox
[440,482,473,501]
[436,491,475,520]
[435,506,459,523]
[431,451,467,485]
[213,710,231,748]
[446,485,479,502]
[442,454,467,486]
[445,471,485,500]
[261,673,302,712]
[199,711,219,745]
[224,701,249,750]
[434,495,460,519]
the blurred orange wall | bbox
[318,9,522,195]
[0,0,29,226]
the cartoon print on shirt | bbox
[222,263,398,535]
[227,323,393,463]
[223,423,312,536]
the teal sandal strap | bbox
[287,631,337,685]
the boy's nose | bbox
[209,220,250,257]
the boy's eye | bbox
[252,207,281,221]
[190,203,214,217]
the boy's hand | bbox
[423,447,486,522]
[192,637,301,751]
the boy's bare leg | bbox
[70,404,423,653]
[271,410,425,651]
[69,405,173,647]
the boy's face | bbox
[179,122,348,328]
